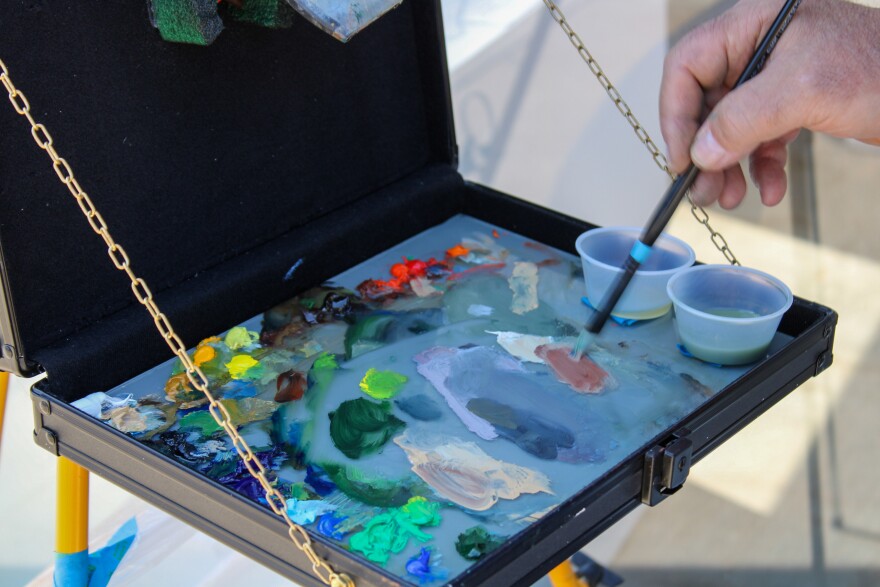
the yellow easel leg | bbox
[56,456,89,586]
[0,371,9,452]
[548,559,583,587]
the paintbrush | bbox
[572,0,803,359]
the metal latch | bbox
[641,428,693,506]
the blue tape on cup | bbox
[629,240,653,264]
[581,297,640,327]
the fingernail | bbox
[691,129,729,169]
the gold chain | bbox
[0,58,354,587]
[542,0,740,266]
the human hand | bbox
[660,0,880,209]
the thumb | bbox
[690,73,799,171]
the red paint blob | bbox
[275,369,307,402]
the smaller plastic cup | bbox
[576,227,695,320]
[666,265,793,365]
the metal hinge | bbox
[32,396,59,456]
[641,428,693,507]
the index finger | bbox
[659,5,769,172]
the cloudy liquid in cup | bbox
[705,307,763,319]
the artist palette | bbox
[76,214,758,584]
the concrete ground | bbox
[2,1,879,585]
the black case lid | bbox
[0,1,457,380]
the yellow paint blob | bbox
[226,354,259,379]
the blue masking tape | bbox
[54,550,89,587]
[677,344,725,368]
[88,517,138,587]
[581,297,639,327]
[629,240,653,264]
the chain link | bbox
[1,58,354,587]
[542,0,740,266]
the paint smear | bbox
[395,394,443,421]
[488,331,554,363]
[328,398,406,459]
[465,397,574,460]
[414,347,500,441]
[73,392,135,419]
[680,373,714,398]
[414,346,612,463]
[508,261,539,315]
[394,430,552,511]
[535,344,616,394]
[410,276,440,297]
[467,304,493,317]
[301,340,323,357]
[164,373,207,409]
[447,262,506,282]
[178,398,277,434]
[285,498,337,525]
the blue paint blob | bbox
[316,513,348,541]
[305,464,337,496]
[394,394,443,421]
[405,547,447,584]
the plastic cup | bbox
[666,265,794,365]
[576,227,696,320]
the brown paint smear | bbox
[535,344,616,394]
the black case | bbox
[0,2,837,586]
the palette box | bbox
[0,2,837,586]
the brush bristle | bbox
[571,330,595,359]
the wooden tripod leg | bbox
[548,559,584,587]
[0,371,8,453]
[55,456,90,586]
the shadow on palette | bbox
[74,214,764,584]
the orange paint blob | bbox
[193,345,216,366]
[446,244,470,258]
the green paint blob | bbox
[312,352,339,371]
[455,526,505,561]
[359,368,408,400]
[224,327,260,351]
[349,497,441,565]
[328,398,405,460]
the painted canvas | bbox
[74,214,769,584]
[285,0,404,41]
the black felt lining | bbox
[0,1,446,361]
